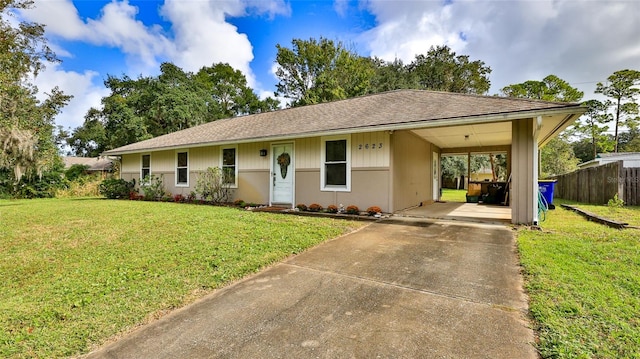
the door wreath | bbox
[277,152,291,179]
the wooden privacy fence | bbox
[554,161,640,206]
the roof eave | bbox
[102,105,585,156]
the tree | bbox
[619,127,640,152]
[195,63,279,118]
[502,75,582,173]
[408,45,492,94]
[69,62,277,155]
[500,74,583,102]
[540,136,580,177]
[67,108,106,157]
[441,154,467,188]
[595,69,640,152]
[1,0,71,189]
[368,57,413,93]
[572,99,614,161]
[275,37,375,106]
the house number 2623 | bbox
[358,143,383,150]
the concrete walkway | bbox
[85,218,536,359]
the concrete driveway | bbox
[85,218,536,359]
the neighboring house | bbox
[63,157,114,173]
[103,90,584,225]
[578,152,640,169]
[469,166,494,182]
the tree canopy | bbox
[1,0,71,188]
[407,45,491,94]
[500,74,583,102]
[275,39,492,107]
[595,69,640,152]
[275,37,375,107]
[502,74,583,177]
[67,62,279,155]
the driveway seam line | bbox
[281,262,520,313]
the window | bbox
[321,136,350,191]
[221,146,237,187]
[141,154,150,180]
[176,151,189,186]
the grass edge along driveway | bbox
[0,198,364,358]
[517,199,640,358]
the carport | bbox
[402,113,581,225]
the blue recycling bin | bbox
[538,180,557,205]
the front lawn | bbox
[556,199,640,227]
[517,199,640,358]
[440,188,467,202]
[0,198,364,358]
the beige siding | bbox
[239,142,270,170]
[121,154,140,174]
[295,132,390,170]
[295,137,320,169]
[511,118,535,224]
[351,131,390,168]
[152,150,174,172]
[191,146,218,171]
[296,168,391,212]
[391,130,434,212]
[235,170,269,204]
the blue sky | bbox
[15,0,640,130]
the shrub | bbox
[195,167,232,204]
[308,203,323,212]
[99,178,135,199]
[296,203,307,211]
[345,205,359,215]
[129,191,143,200]
[608,193,624,208]
[366,206,382,216]
[234,199,246,207]
[140,175,166,201]
[326,204,339,213]
[173,194,185,203]
[64,164,90,182]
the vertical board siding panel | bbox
[239,142,270,170]
[153,150,174,172]
[121,154,139,173]
[351,133,362,168]
[191,146,218,171]
[296,137,320,169]
[351,131,390,168]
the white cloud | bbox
[160,0,254,77]
[18,0,292,129]
[32,63,109,130]
[160,0,289,88]
[333,0,349,17]
[22,0,172,74]
[361,0,640,98]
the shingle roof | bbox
[104,89,583,155]
[63,156,114,171]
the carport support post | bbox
[511,118,539,225]
[532,117,540,225]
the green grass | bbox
[0,198,364,358]
[440,188,467,202]
[556,199,640,227]
[518,199,640,358]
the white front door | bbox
[271,143,294,205]
[433,151,440,201]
